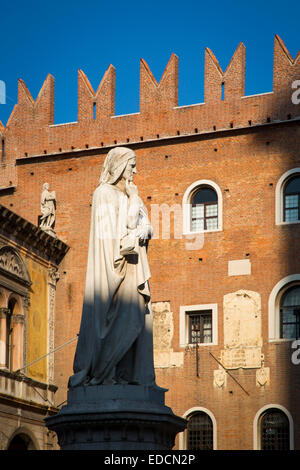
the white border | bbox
[179,407,217,450]
[275,168,300,225]
[182,180,223,235]
[268,274,300,340]
[253,404,294,450]
[179,303,218,347]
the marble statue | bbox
[39,183,56,233]
[69,147,156,387]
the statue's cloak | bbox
[69,182,155,387]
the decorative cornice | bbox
[0,367,57,392]
[0,204,69,265]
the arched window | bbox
[260,409,290,450]
[283,175,300,222]
[280,285,300,339]
[268,276,300,341]
[182,180,222,234]
[276,169,300,225]
[186,411,213,450]
[191,187,218,232]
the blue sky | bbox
[0,0,299,126]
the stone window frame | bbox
[179,303,218,348]
[178,407,217,450]
[182,180,223,235]
[268,274,300,342]
[253,404,294,450]
[275,168,300,226]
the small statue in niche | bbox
[39,183,56,236]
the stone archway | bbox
[7,433,36,450]
[7,427,39,450]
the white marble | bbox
[69,147,155,387]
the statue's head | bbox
[43,182,50,190]
[100,147,136,185]
[121,157,136,183]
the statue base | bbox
[45,384,187,450]
[40,226,57,238]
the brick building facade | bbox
[0,35,300,449]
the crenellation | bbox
[0,35,299,187]
[273,35,300,95]
[78,65,115,122]
[16,74,55,126]
[204,42,246,103]
[139,53,179,114]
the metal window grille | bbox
[283,176,300,222]
[190,187,218,232]
[280,286,300,339]
[284,194,299,222]
[191,202,218,231]
[261,410,289,450]
[187,412,213,450]
[280,307,300,339]
[188,311,212,344]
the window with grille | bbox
[280,285,300,339]
[260,409,290,450]
[191,187,218,232]
[187,412,213,450]
[188,310,212,344]
[283,175,300,222]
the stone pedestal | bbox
[40,227,57,238]
[45,384,186,450]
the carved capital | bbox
[48,266,60,286]
[23,295,31,311]
[13,313,25,324]
[0,308,9,319]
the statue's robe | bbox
[69,182,155,387]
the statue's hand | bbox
[125,180,139,198]
[136,224,152,243]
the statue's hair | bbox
[99,147,135,185]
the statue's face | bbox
[122,158,136,182]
